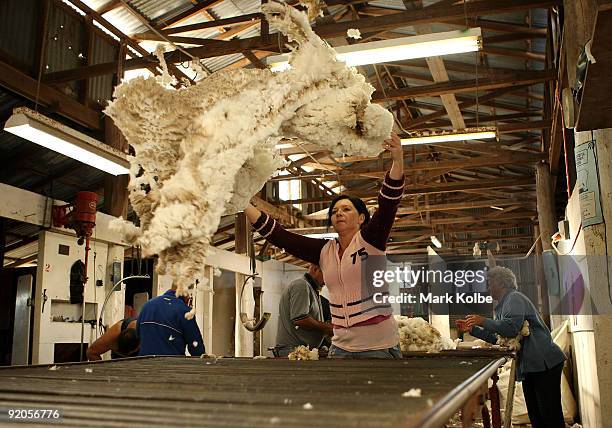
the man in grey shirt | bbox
[274,264,333,357]
[458,266,566,428]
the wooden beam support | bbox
[397,198,536,215]
[277,176,534,204]
[39,0,561,81]
[0,60,101,130]
[402,87,517,129]
[102,116,129,218]
[133,13,263,39]
[372,70,556,102]
[151,0,227,29]
[314,0,561,39]
[274,153,544,181]
[96,0,122,15]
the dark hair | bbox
[117,328,140,355]
[327,195,370,227]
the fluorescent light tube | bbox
[430,235,442,248]
[267,28,482,72]
[4,108,130,176]
[400,127,497,146]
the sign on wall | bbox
[575,140,604,227]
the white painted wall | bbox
[32,231,111,364]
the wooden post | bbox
[489,372,502,428]
[102,116,129,218]
[536,162,557,252]
[234,212,254,357]
[533,224,551,327]
[536,162,560,325]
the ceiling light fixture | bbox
[4,107,130,176]
[400,127,498,146]
[430,235,443,249]
[267,28,482,72]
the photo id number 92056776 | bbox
[3,408,62,420]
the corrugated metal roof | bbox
[0,0,39,71]
[88,33,118,103]
[210,0,262,18]
[128,0,188,21]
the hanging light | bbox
[267,28,482,72]
[400,127,497,146]
[430,235,443,248]
[4,107,129,176]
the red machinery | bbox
[52,191,98,245]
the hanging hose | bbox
[97,275,150,337]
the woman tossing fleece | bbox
[244,133,404,358]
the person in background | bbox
[86,317,139,361]
[274,264,332,357]
[456,266,566,428]
[137,285,205,357]
[245,133,404,358]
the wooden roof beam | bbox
[372,70,555,102]
[151,0,227,30]
[42,0,561,82]
[0,60,101,130]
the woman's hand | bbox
[383,132,403,162]
[465,315,486,330]
[384,132,404,179]
[244,203,262,224]
[455,319,471,333]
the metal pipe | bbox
[417,357,507,428]
[79,236,91,362]
[98,275,151,333]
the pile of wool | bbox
[288,345,319,361]
[496,320,530,351]
[395,316,445,353]
[104,1,392,295]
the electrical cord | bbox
[98,275,150,336]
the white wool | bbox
[154,45,177,87]
[85,368,93,373]
[288,345,319,360]
[395,316,444,353]
[253,355,268,359]
[402,388,422,397]
[347,28,361,39]
[213,267,222,277]
[49,365,58,371]
[302,403,314,410]
[497,320,530,351]
[472,339,492,348]
[104,2,392,297]
[184,308,196,320]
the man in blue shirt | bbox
[137,286,205,357]
[457,266,566,428]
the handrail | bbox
[416,357,508,428]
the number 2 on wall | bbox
[44,264,51,272]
